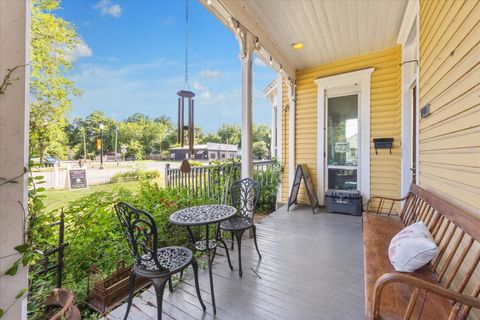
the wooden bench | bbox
[363,184,480,319]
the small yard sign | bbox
[68,169,88,190]
[288,164,320,214]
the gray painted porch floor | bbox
[101,205,364,320]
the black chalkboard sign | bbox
[288,164,320,214]
[68,169,88,190]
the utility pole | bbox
[99,123,104,169]
[114,125,118,164]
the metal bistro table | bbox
[169,204,237,314]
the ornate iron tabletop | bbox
[169,204,237,226]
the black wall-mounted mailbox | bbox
[373,138,394,154]
[421,104,431,118]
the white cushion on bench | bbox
[388,222,439,272]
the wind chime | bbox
[178,0,195,173]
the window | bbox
[210,153,216,159]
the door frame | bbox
[315,67,374,205]
[325,90,360,192]
[398,0,420,197]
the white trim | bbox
[327,165,359,170]
[287,79,295,196]
[397,0,419,45]
[399,0,420,196]
[415,0,420,187]
[315,67,374,204]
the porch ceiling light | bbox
[291,42,304,50]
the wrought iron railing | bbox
[165,160,279,203]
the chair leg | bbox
[151,277,168,320]
[218,238,234,270]
[123,270,136,320]
[235,231,244,277]
[211,246,218,264]
[191,258,206,311]
[231,231,234,250]
[168,277,173,293]
[252,225,262,259]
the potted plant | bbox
[42,288,81,320]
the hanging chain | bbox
[184,0,189,89]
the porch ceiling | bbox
[237,0,408,70]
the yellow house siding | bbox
[285,46,402,205]
[419,0,480,216]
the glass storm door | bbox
[326,94,359,190]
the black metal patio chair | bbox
[114,202,206,320]
[220,178,261,276]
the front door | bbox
[325,94,359,190]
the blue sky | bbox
[57,0,277,133]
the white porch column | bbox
[270,104,277,158]
[236,29,256,179]
[263,80,278,158]
[286,78,296,194]
[276,74,283,202]
[0,1,30,320]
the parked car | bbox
[44,156,60,167]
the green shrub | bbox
[189,160,203,167]
[110,169,160,183]
[254,162,281,213]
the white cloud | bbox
[197,90,228,106]
[73,59,172,79]
[94,0,122,18]
[199,69,224,79]
[199,91,212,100]
[192,82,207,92]
[64,43,93,63]
[254,57,267,67]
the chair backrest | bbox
[114,202,166,272]
[230,178,260,218]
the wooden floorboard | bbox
[101,205,364,320]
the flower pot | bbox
[43,288,81,320]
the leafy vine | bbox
[0,65,26,96]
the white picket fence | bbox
[32,166,137,190]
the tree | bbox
[217,124,241,146]
[202,132,222,144]
[253,124,271,153]
[253,141,269,160]
[29,0,84,163]
[117,113,173,158]
[66,111,117,159]
[155,116,177,150]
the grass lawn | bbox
[43,180,142,212]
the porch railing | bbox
[165,160,279,203]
